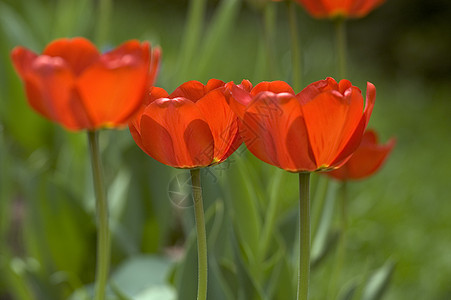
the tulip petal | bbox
[227,83,253,119]
[43,37,100,76]
[363,82,376,128]
[170,81,205,101]
[140,98,214,168]
[329,82,376,166]
[242,92,315,172]
[11,47,38,78]
[77,41,150,127]
[328,130,396,180]
[170,79,224,103]
[148,47,162,86]
[25,56,93,130]
[301,86,364,168]
[297,77,337,105]
[251,80,295,96]
[195,89,240,164]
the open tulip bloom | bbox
[227,77,375,173]
[11,37,161,300]
[11,37,160,131]
[129,79,241,300]
[227,77,375,300]
[129,79,241,169]
[295,0,386,19]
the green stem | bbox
[88,131,111,300]
[297,172,311,300]
[328,181,348,298]
[287,0,302,91]
[190,169,208,300]
[95,0,113,47]
[335,18,347,79]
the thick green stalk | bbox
[190,169,208,300]
[287,0,302,91]
[335,18,347,79]
[88,131,111,300]
[297,172,311,300]
[95,0,112,47]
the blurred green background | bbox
[1,0,451,299]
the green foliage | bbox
[1,0,450,299]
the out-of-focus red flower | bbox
[226,77,375,172]
[295,0,386,19]
[325,129,395,180]
[11,37,161,131]
[129,79,241,169]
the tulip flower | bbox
[11,37,161,300]
[130,79,241,300]
[326,129,395,180]
[227,77,375,173]
[130,79,241,169]
[11,37,161,131]
[295,0,386,19]
[227,77,375,300]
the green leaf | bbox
[361,259,396,300]
[110,255,175,299]
[196,0,241,79]
[221,155,262,270]
[311,179,337,265]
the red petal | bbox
[327,130,396,180]
[11,47,38,78]
[169,81,205,102]
[43,37,100,76]
[195,88,240,164]
[205,78,225,92]
[145,86,169,105]
[297,77,338,104]
[301,86,364,168]
[140,98,214,168]
[228,83,253,119]
[148,46,161,86]
[363,82,376,128]
[77,40,150,128]
[242,92,315,172]
[250,80,294,97]
[25,56,93,130]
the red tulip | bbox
[227,77,375,172]
[129,79,241,169]
[325,129,395,180]
[11,37,160,131]
[295,0,386,18]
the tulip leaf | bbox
[197,0,241,79]
[361,259,396,300]
[311,179,337,264]
[222,154,262,270]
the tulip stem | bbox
[190,169,208,300]
[335,17,347,79]
[287,0,302,91]
[297,172,311,300]
[88,131,111,300]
